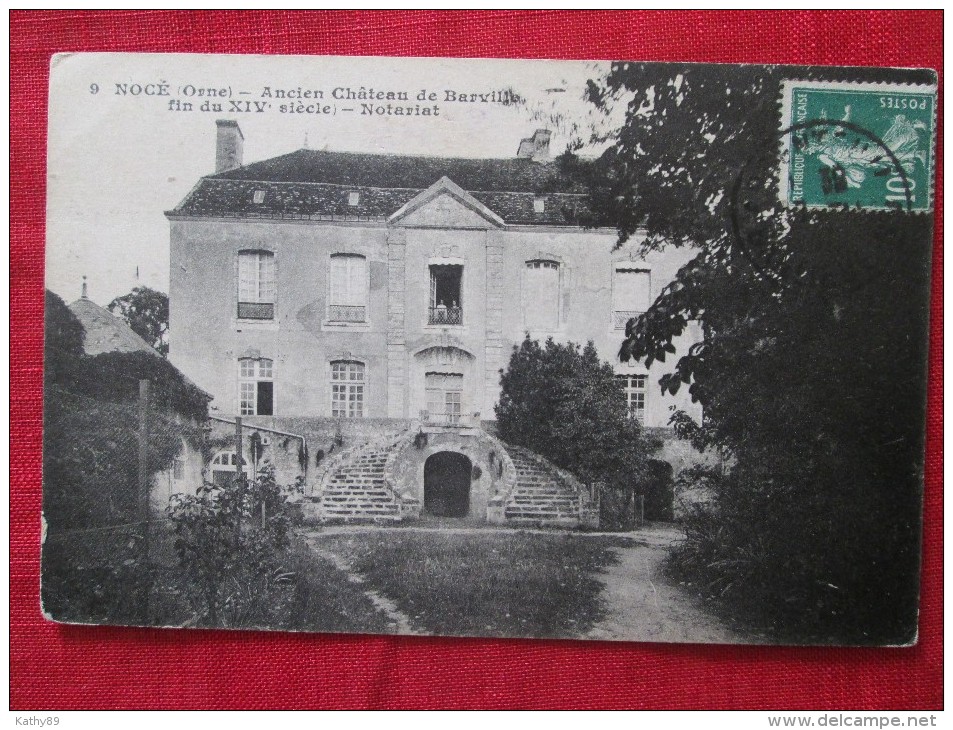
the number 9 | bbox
[90,83,99,94]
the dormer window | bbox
[348,191,360,207]
[533,196,546,213]
[252,190,265,204]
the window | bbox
[347,191,360,207]
[617,374,647,423]
[239,358,274,416]
[331,361,365,418]
[612,267,651,330]
[533,197,546,213]
[211,451,247,469]
[524,260,560,331]
[172,458,185,481]
[238,250,275,320]
[429,265,463,325]
[425,372,464,425]
[210,451,250,487]
[252,190,265,204]
[328,254,367,323]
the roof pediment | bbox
[388,177,505,229]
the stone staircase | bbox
[305,428,598,529]
[314,435,406,523]
[503,446,595,527]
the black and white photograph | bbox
[42,52,936,646]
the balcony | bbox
[328,304,366,323]
[429,306,463,326]
[419,410,480,428]
[237,301,274,320]
[613,310,643,330]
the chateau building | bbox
[166,120,703,527]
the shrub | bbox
[41,387,198,624]
[168,464,302,627]
[67,351,210,422]
[496,336,662,528]
[44,290,85,387]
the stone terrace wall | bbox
[206,416,414,491]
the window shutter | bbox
[524,262,559,331]
[613,269,651,312]
[330,256,346,305]
[258,253,275,303]
[330,255,366,307]
[347,256,366,306]
[238,252,257,302]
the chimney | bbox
[516,129,552,163]
[215,119,244,173]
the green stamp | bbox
[780,80,936,212]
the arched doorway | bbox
[424,452,472,518]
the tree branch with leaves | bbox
[108,286,169,356]
[570,62,932,643]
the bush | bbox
[43,388,191,530]
[67,351,210,422]
[168,464,303,627]
[41,527,150,624]
[598,487,638,531]
[44,290,85,387]
[668,454,920,645]
[496,336,661,524]
[41,387,199,624]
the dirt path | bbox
[299,533,420,635]
[299,523,751,643]
[587,528,749,644]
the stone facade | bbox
[169,122,705,527]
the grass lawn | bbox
[279,537,395,635]
[104,530,392,634]
[316,530,631,639]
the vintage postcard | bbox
[42,53,936,645]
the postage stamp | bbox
[779,80,936,212]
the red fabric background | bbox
[10,10,942,710]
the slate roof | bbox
[69,297,160,358]
[69,296,213,401]
[170,149,592,226]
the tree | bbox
[572,63,932,643]
[496,336,660,525]
[108,287,169,356]
[44,289,85,386]
[41,291,209,624]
